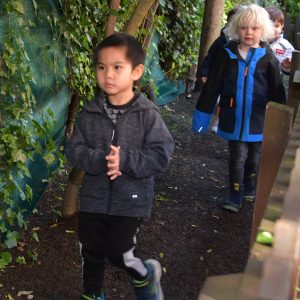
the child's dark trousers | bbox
[228,140,262,205]
[78,212,147,296]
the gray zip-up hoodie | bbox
[66,93,174,218]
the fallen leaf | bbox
[32,227,40,231]
[65,230,75,234]
[212,215,220,219]
[17,291,33,297]
[163,105,175,112]
[17,246,24,252]
[209,176,219,182]
[50,224,58,228]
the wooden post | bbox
[258,148,300,300]
[287,51,300,124]
[250,103,293,249]
[281,120,300,221]
[283,14,291,41]
[295,13,300,50]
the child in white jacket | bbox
[266,6,295,74]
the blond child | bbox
[192,4,286,212]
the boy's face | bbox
[237,23,262,50]
[273,20,284,40]
[96,46,144,104]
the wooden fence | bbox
[198,18,300,300]
[284,13,300,50]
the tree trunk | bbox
[62,93,84,218]
[105,0,120,36]
[197,0,224,73]
[124,0,155,35]
[140,0,159,49]
[62,168,85,217]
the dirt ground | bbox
[0,93,254,300]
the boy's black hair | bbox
[265,6,284,24]
[93,33,146,68]
[227,6,240,22]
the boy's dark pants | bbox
[79,212,147,296]
[228,141,262,205]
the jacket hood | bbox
[83,92,158,114]
[226,40,273,56]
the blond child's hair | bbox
[226,4,274,42]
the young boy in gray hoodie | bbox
[66,33,174,300]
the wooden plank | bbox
[283,14,291,41]
[198,273,243,300]
[259,254,296,300]
[250,103,293,248]
[282,147,300,221]
[237,257,265,300]
[294,14,300,50]
[287,51,300,123]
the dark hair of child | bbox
[265,6,284,24]
[227,6,240,22]
[93,33,146,68]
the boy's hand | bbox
[200,76,208,84]
[106,145,122,180]
[281,58,291,70]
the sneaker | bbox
[81,291,104,300]
[243,173,256,202]
[222,203,240,212]
[133,259,164,300]
[243,193,255,202]
[210,125,218,133]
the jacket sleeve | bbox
[267,56,287,104]
[192,49,228,133]
[197,35,227,78]
[280,39,294,75]
[119,110,174,178]
[66,112,108,175]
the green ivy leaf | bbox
[32,231,39,243]
[0,252,12,269]
[16,256,26,265]
[43,152,56,165]
[5,231,19,249]
[11,149,26,163]
[14,0,25,14]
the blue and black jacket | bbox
[196,29,229,78]
[192,41,286,142]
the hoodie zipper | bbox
[239,48,255,140]
[107,120,117,214]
